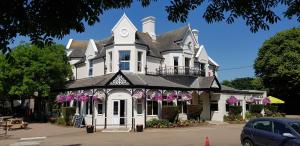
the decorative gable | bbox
[109,74,130,85]
[106,71,133,86]
[112,13,137,44]
[196,45,209,63]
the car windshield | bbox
[289,121,300,134]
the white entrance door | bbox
[112,100,126,126]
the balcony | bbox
[149,66,206,77]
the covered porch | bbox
[55,70,221,130]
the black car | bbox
[241,118,300,146]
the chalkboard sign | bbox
[73,115,84,128]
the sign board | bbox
[73,115,84,128]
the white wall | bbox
[146,57,161,73]
[93,58,105,76]
[76,64,87,79]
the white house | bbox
[60,14,266,130]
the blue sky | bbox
[13,1,299,81]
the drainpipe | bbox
[208,91,212,120]
[144,88,147,128]
[104,88,107,129]
[131,88,134,131]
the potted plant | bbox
[86,125,94,133]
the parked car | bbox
[241,118,300,146]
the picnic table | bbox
[0,116,13,135]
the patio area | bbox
[1,122,244,146]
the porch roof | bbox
[62,71,221,91]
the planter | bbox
[86,126,94,133]
[136,124,143,132]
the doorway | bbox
[112,100,126,126]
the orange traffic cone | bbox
[205,136,210,146]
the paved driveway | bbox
[1,123,244,146]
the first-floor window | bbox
[78,101,81,114]
[147,100,158,115]
[85,102,89,115]
[137,99,143,114]
[162,96,174,106]
[89,97,93,114]
[177,97,187,113]
[97,100,103,115]
[210,100,218,111]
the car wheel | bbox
[243,139,254,146]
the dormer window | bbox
[119,51,130,71]
[88,60,93,77]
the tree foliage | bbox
[222,77,265,90]
[1,0,300,53]
[254,27,300,113]
[0,44,72,99]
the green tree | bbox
[7,44,72,98]
[1,0,300,53]
[254,27,300,114]
[222,77,265,90]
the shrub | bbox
[146,119,170,128]
[245,112,252,120]
[224,114,243,122]
[61,107,76,126]
[56,117,66,125]
[187,105,203,120]
[228,106,242,115]
[161,106,179,123]
[250,104,264,113]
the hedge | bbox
[187,105,203,120]
[161,106,179,123]
[250,104,264,113]
[61,107,76,126]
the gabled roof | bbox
[94,36,114,59]
[135,32,162,58]
[156,25,189,52]
[68,25,201,60]
[68,40,89,58]
[112,13,137,32]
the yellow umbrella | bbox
[268,96,285,104]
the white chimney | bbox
[141,16,156,40]
[192,29,199,44]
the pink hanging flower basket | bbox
[179,92,192,101]
[226,96,238,105]
[66,93,75,102]
[166,91,177,102]
[262,97,271,105]
[152,91,162,101]
[56,95,66,103]
[77,93,89,103]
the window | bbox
[78,101,81,114]
[289,122,300,134]
[177,97,187,113]
[89,97,93,114]
[253,120,273,132]
[113,101,118,115]
[147,96,158,115]
[137,99,143,114]
[173,57,179,74]
[210,100,218,111]
[119,51,130,70]
[85,102,89,115]
[108,52,112,72]
[88,60,93,76]
[162,96,174,106]
[274,122,292,135]
[137,52,143,72]
[97,101,103,115]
